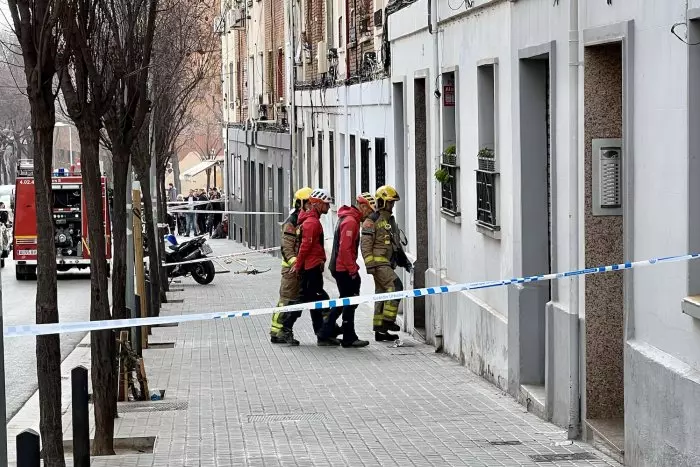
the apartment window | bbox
[329,131,335,199]
[360,139,370,193]
[440,70,459,215]
[318,131,324,188]
[476,61,499,229]
[374,137,385,187]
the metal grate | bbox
[476,170,498,227]
[118,400,188,413]
[530,452,597,462]
[247,412,326,423]
[489,440,522,446]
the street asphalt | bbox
[1,258,93,419]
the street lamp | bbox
[54,122,73,166]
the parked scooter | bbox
[162,234,216,285]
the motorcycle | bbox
[163,235,216,285]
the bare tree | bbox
[182,95,223,191]
[57,0,124,454]
[7,0,65,465]
[0,43,31,183]
[135,0,218,303]
[102,0,158,329]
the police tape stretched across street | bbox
[4,251,699,338]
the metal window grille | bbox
[476,170,497,227]
[360,139,370,192]
[441,165,458,213]
[329,132,335,199]
[374,137,386,187]
[317,132,324,188]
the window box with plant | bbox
[435,144,460,217]
[475,146,499,234]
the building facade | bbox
[220,0,292,247]
[217,0,700,464]
[390,0,700,465]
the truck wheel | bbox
[106,265,111,278]
[15,265,25,280]
[1,258,5,268]
[28,266,37,280]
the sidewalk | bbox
[7,239,621,466]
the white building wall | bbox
[295,79,395,291]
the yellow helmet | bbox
[357,192,377,210]
[375,185,400,202]
[293,187,313,207]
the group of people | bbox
[269,184,413,347]
[170,184,226,238]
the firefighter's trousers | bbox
[270,268,301,337]
[370,265,403,331]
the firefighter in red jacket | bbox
[290,188,334,344]
[317,193,376,348]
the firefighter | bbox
[317,193,376,348]
[270,186,313,345]
[361,185,413,341]
[291,188,335,345]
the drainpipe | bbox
[568,0,581,439]
[429,0,444,351]
[343,82,350,204]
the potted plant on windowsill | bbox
[477,147,495,172]
[442,144,457,166]
[434,167,452,184]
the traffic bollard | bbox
[71,365,90,467]
[16,429,40,467]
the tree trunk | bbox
[32,107,66,467]
[135,167,162,317]
[156,169,169,294]
[77,124,116,456]
[111,155,129,321]
[206,167,211,191]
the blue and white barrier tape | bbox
[5,252,699,338]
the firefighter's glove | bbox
[404,263,413,274]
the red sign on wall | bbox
[443,85,455,107]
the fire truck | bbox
[13,160,112,280]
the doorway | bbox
[517,54,552,401]
[413,77,429,332]
[583,42,625,463]
[393,82,406,230]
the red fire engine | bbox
[13,160,112,280]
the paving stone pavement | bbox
[8,239,621,466]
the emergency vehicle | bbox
[13,159,112,280]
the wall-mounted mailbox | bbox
[592,138,623,216]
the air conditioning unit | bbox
[317,41,328,74]
[228,8,244,28]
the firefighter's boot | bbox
[317,337,341,346]
[375,331,399,342]
[280,330,300,346]
[384,322,400,332]
[342,339,370,348]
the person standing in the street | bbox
[185,189,197,237]
[290,188,335,345]
[270,186,313,345]
[196,188,208,235]
[361,185,413,342]
[167,183,177,202]
[317,193,376,348]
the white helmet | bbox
[309,188,333,204]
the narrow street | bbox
[2,258,92,419]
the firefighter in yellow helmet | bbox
[360,185,413,341]
[270,186,313,345]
